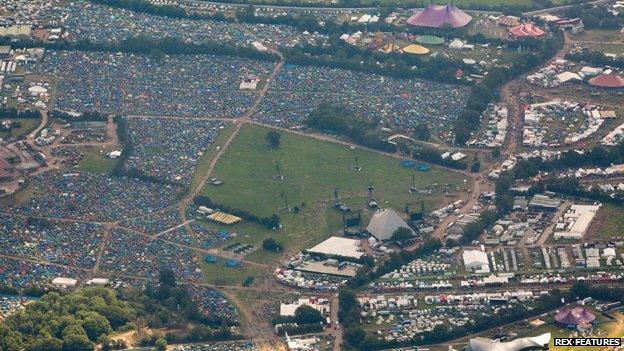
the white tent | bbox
[468,333,551,351]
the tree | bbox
[413,122,431,141]
[61,324,94,351]
[155,337,167,351]
[265,130,281,148]
[159,268,176,288]
[495,194,514,216]
[82,312,112,341]
[262,237,283,252]
[391,227,413,242]
[338,290,359,327]
[344,327,366,349]
[294,305,324,325]
[470,154,481,173]
[187,324,213,341]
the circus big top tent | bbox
[407,4,472,28]
[508,23,545,38]
[589,73,624,88]
[555,307,596,326]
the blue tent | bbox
[218,230,229,239]
[225,259,241,268]
[400,160,415,168]
[204,255,218,264]
[417,163,431,172]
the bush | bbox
[262,237,283,252]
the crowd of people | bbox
[0,215,104,269]
[10,172,179,221]
[253,64,471,130]
[39,1,254,47]
[37,51,274,117]
[123,117,225,185]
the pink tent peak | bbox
[406,4,473,28]
[508,23,545,38]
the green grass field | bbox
[78,147,118,174]
[596,204,624,240]
[190,123,234,191]
[0,118,40,140]
[202,125,467,217]
[197,125,468,261]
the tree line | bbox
[2,35,279,62]
[0,269,238,351]
[0,108,41,119]
[306,103,397,153]
[453,33,564,145]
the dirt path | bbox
[28,110,48,140]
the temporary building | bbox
[467,333,551,351]
[588,73,624,88]
[207,211,242,225]
[381,43,401,53]
[555,307,596,326]
[366,208,413,241]
[556,71,582,84]
[508,23,545,38]
[463,250,490,273]
[448,38,466,49]
[417,35,445,45]
[402,44,430,55]
[497,15,521,27]
[407,4,472,28]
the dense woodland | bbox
[0,270,236,351]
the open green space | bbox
[78,147,119,174]
[595,204,624,240]
[200,257,268,286]
[198,125,468,260]
[189,123,235,191]
[201,125,467,217]
[0,118,40,140]
[575,29,623,43]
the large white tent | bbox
[468,333,551,351]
